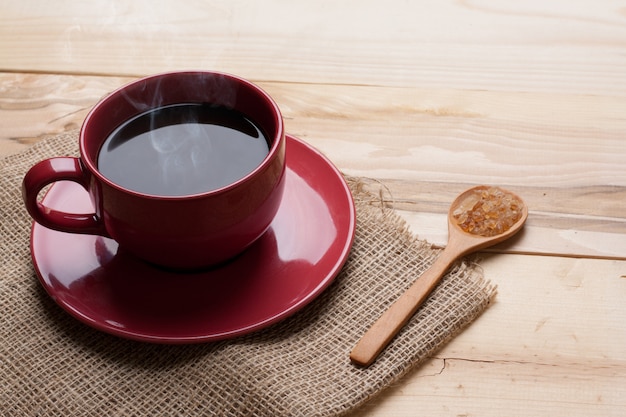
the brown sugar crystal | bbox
[452,187,523,237]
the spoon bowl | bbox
[350,185,528,367]
[446,185,529,257]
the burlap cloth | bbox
[0,131,496,416]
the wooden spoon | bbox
[350,185,528,367]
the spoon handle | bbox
[350,246,458,367]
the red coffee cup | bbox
[22,71,286,269]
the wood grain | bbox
[1,1,626,94]
[1,1,626,415]
[350,254,626,416]
[0,73,132,155]
[3,73,624,259]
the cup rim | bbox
[79,70,285,200]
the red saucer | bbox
[30,135,356,343]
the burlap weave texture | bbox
[0,131,496,416]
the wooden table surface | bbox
[2,1,625,415]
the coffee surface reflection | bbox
[98,103,270,196]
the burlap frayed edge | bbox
[346,174,497,300]
[321,174,498,415]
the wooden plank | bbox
[1,1,626,95]
[349,254,626,416]
[399,210,626,260]
[3,74,626,190]
[1,72,625,259]
[351,358,626,416]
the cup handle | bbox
[22,157,108,236]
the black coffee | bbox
[98,103,270,196]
